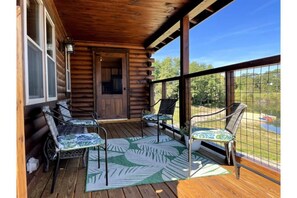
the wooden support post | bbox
[179,15,191,128]
[162,81,167,99]
[149,83,155,113]
[225,71,235,115]
[225,70,236,164]
[16,5,28,198]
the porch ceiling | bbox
[53,0,233,51]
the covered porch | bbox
[16,0,281,197]
[27,122,280,197]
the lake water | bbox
[260,122,281,134]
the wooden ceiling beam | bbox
[144,0,204,49]
[145,0,234,51]
[144,0,219,49]
[75,40,144,50]
[206,7,215,13]
[190,19,198,25]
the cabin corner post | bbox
[179,15,191,128]
[16,4,28,198]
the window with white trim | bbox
[45,11,57,99]
[25,0,57,105]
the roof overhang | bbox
[53,0,233,52]
[145,0,233,51]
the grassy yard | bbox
[165,104,281,168]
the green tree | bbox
[234,68,280,118]
[153,57,179,80]
[153,57,225,106]
[153,57,180,99]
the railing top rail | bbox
[151,76,180,84]
[150,55,280,84]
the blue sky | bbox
[153,0,280,68]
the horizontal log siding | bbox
[24,1,67,185]
[70,46,95,118]
[129,49,152,118]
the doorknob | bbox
[123,87,126,91]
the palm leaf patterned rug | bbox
[86,135,229,192]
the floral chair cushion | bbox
[191,128,234,142]
[68,119,97,126]
[57,133,104,151]
[142,114,173,121]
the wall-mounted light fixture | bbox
[60,36,75,53]
[64,36,74,53]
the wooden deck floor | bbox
[27,122,280,197]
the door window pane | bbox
[28,40,43,99]
[101,57,122,94]
[27,0,40,45]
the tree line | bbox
[153,57,280,118]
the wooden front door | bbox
[95,52,128,119]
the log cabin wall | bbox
[70,44,154,120]
[23,0,67,184]
[70,45,95,117]
[128,49,154,119]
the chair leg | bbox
[230,141,240,179]
[83,148,88,167]
[94,126,99,150]
[188,137,192,178]
[43,137,50,172]
[157,121,160,143]
[140,119,144,137]
[171,119,175,139]
[98,146,100,168]
[105,146,108,186]
[51,152,60,193]
[96,126,99,135]
[225,143,231,165]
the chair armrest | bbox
[98,126,108,146]
[58,103,99,119]
[189,105,246,136]
[71,105,98,119]
[44,108,74,126]
[191,107,227,118]
[190,106,245,124]
[47,107,97,128]
[141,99,162,116]
[150,99,162,108]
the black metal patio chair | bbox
[57,99,99,127]
[188,103,247,179]
[141,98,178,142]
[42,106,108,193]
[43,123,87,172]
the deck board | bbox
[151,182,177,198]
[122,186,142,198]
[108,188,125,198]
[57,159,80,198]
[28,122,280,197]
[92,189,108,198]
[137,184,159,198]
[27,164,52,198]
